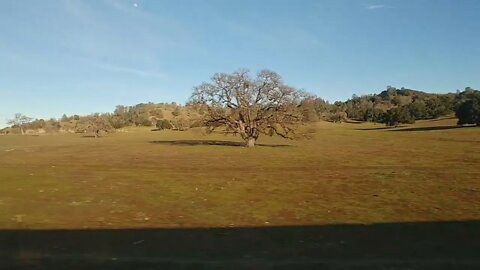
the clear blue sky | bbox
[1,0,479,127]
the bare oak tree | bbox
[7,113,33,135]
[190,70,309,147]
[75,115,114,138]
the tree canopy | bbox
[455,89,480,126]
[190,70,309,147]
[7,113,33,135]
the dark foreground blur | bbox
[1,220,479,270]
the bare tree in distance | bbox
[190,69,310,147]
[77,115,114,138]
[7,113,33,135]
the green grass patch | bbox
[0,118,479,229]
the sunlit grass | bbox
[0,118,479,229]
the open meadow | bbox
[1,117,479,229]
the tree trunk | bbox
[245,137,256,148]
[20,127,25,135]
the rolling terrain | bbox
[1,117,480,269]
[0,117,478,229]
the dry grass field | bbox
[0,117,479,230]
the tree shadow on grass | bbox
[149,140,292,148]
[389,125,478,132]
[427,116,456,122]
[1,220,480,269]
[356,126,396,131]
[357,125,478,132]
[345,120,365,124]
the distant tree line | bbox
[308,86,479,126]
[1,102,197,136]
[2,87,479,136]
[455,88,480,126]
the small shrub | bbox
[156,119,173,130]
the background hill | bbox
[1,87,478,135]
